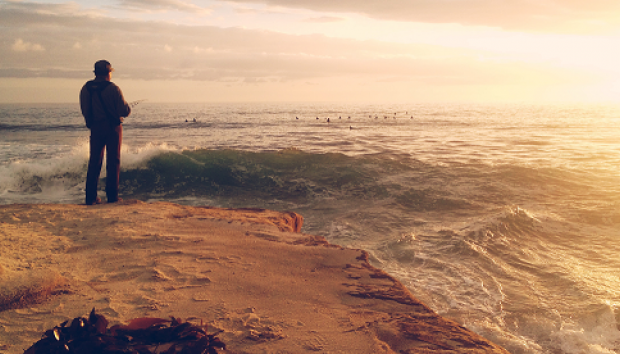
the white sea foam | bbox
[121,142,181,169]
[0,142,177,203]
[549,306,620,354]
[0,143,87,189]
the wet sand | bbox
[0,201,508,353]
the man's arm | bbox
[112,84,131,118]
[79,85,93,128]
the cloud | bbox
[2,1,101,17]
[118,0,212,14]
[11,38,45,52]
[233,6,259,14]
[218,0,620,33]
[193,46,215,54]
[0,0,604,96]
[302,16,345,23]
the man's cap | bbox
[94,60,114,75]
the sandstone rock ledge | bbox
[0,201,509,354]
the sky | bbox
[1,0,620,103]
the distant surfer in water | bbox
[79,60,131,205]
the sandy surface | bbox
[0,201,508,353]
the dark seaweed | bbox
[24,308,226,354]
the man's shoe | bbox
[86,197,102,205]
[107,197,123,203]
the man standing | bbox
[80,60,131,205]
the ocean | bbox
[1,102,619,353]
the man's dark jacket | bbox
[80,79,131,128]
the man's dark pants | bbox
[85,121,122,204]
